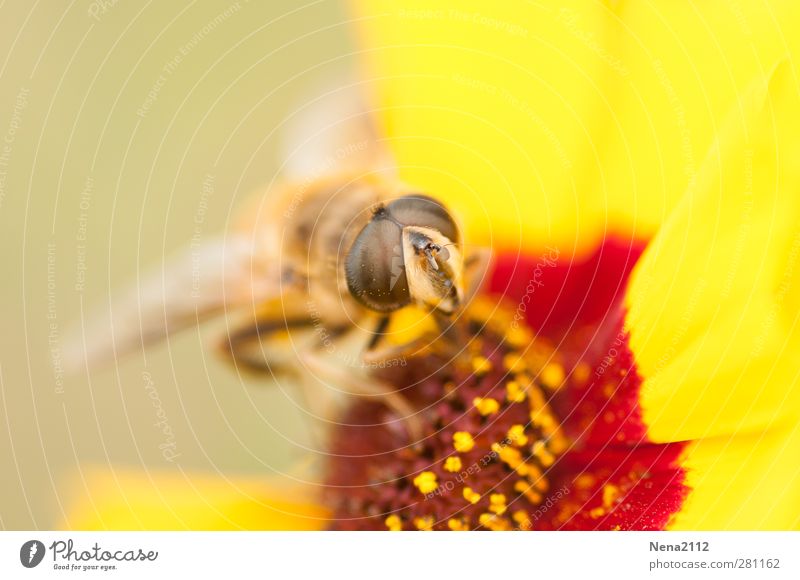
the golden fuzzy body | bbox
[234,172,406,330]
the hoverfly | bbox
[66,84,490,431]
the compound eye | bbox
[385,195,460,245]
[345,219,411,313]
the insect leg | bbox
[220,309,356,445]
[300,349,423,443]
[365,315,391,352]
[220,316,316,374]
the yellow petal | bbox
[671,426,800,530]
[599,2,800,250]
[60,468,328,530]
[350,0,630,255]
[626,62,800,442]
[349,1,800,255]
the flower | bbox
[343,0,800,530]
[322,296,679,530]
[63,2,800,530]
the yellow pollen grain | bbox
[447,518,469,531]
[548,434,568,454]
[444,456,463,472]
[385,514,402,531]
[471,355,492,375]
[589,507,606,519]
[479,512,511,531]
[492,442,523,469]
[505,326,532,348]
[534,477,550,494]
[506,380,527,403]
[503,352,527,373]
[532,440,555,467]
[527,490,543,503]
[507,424,529,446]
[453,431,475,453]
[489,493,507,515]
[572,362,591,383]
[527,385,546,408]
[540,363,565,389]
[469,300,499,324]
[463,487,481,504]
[414,516,434,531]
[525,464,543,480]
[515,479,545,503]
[536,413,556,431]
[412,471,438,495]
[512,510,532,529]
[602,483,621,508]
[602,383,617,399]
[473,396,500,416]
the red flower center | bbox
[324,241,690,531]
[325,300,570,531]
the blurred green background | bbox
[0,0,354,529]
